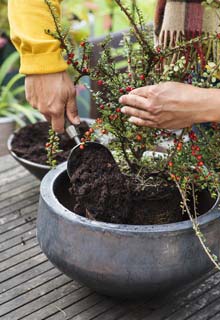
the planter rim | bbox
[40,162,220,233]
[0,116,15,124]
[7,133,50,169]
[7,117,95,170]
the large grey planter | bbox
[0,116,16,156]
[37,162,220,298]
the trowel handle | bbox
[65,118,81,145]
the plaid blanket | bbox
[154,0,219,47]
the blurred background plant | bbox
[0,51,42,124]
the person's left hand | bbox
[119,82,216,129]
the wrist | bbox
[193,88,220,123]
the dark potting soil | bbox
[11,121,89,165]
[69,145,185,225]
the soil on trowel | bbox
[69,146,185,225]
[11,121,89,165]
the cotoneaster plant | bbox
[45,0,220,269]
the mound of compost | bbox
[11,121,89,165]
[69,146,184,225]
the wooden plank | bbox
[0,273,73,317]
[0,236,38,262]
[117,303,154,320]
[0,228,36,253]
[0,211,36,235]
[0,174,35,194]
[0,166,29,186]
[142,271,220,320]
[3,280,82,320]
[184,296,220,320]
[0,203,38,225]
[0,186,39,211]
[0,252,47,285]
[208,312,220,320]
[0,155,18,173]
[0,179,39,202]
[1,260,53,292]
[0,195,39,218]
[0,244,40,272]
[92,304,129,320]
[71,299,118,320]
[0,218,36,243]
[163,281,220,320]
[22,287,92,320]
[0,266,56,305]
[44,292,102,320]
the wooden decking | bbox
[1,154,220,320]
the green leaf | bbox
[0,52,20,87]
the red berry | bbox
[82,67,89,73]
[97,80,103,86]
[68,53,74,59]
[80,41,86,47]
[100,105,104,110]
[79,144,85,150]
[89,128,94,133]
[126,86,132,92]
[168,161,173,167]
[81,138,85,142]
[85,131,90,136]
[119,88,125,93]
[140,74,145,80]
[67,60,72,65]
[197,155,202,160]
[45,143,51,148]
[198,161,204,167]
[156,46,161,53]
[101,129,108,134]
[116,108,121,113]
[136,134,142,142]
[217,33,220,39]
[74,61,79,66]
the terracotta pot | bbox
[37,162,220,298]
[0,116,16,156]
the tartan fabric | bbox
[154,0,219,47]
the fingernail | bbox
[72,116,81,125]
[119,97,123,103]
[121,107,125,113]
[128,117,135,123]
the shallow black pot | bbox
[7,133,50,180]
[37,163,220,298]
[7,118,94,180]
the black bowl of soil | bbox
[8,118,93,180]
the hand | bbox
[119,82,220,129]
[25,71,79,133]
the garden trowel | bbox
[65,118,115,178]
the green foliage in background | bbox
[0,52,42,124]
[0,0,9,35]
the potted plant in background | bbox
[0,51,41,156]
[36,0,220,298]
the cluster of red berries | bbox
[80,127,95,150]
[119,86,133,94]
[67,53,74,65]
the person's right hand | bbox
[25,71,80,133]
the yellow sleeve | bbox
[8,0,67,74]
